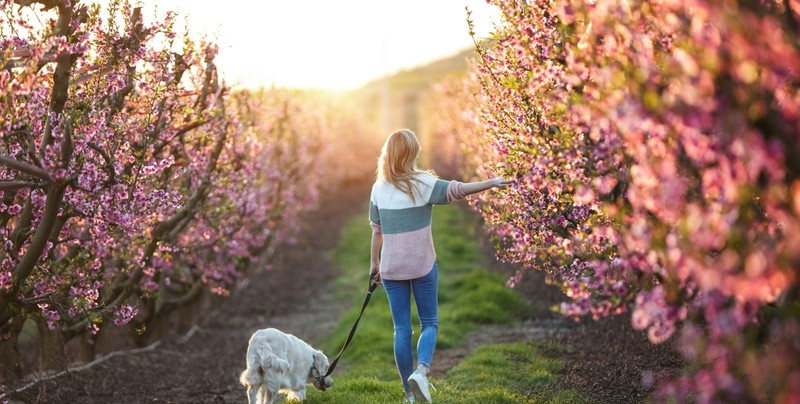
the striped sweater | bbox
[369,173,465,280]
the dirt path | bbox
[3,179,681,404]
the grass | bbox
[301,206,580,403]
[442,342,582,403]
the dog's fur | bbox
[239,328,333,404]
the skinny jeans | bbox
[382,263,438,392]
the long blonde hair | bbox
[377,129,432,202]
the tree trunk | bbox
[35,317,67,373]
[79,327,98,363]
[175,289,207,336]
[0,317,25,383]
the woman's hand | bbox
[369,264,381,285]
[491,177,513,189]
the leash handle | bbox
[321,274,378,378]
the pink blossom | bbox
[0,271,13,290]
[113,305,138,326]
[6,204,22,215]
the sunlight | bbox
[116,0,503,91]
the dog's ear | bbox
[313,350,329,371]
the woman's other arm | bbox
[369,226,383,284]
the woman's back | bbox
[369,173,455,280]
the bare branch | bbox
[163,281,203,307]
[13,0,61,11]
[2,49,55,71]
[3,129,37,169]
[86,142,116,185]
[0,155,52,181]
[0,180,42,191]
[61,117,73,165]
[20,293,53,305]
[150,119,206,157]
[73,66,114,86]
[9,196,34,251]
[39,1,75,154]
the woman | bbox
[368,129,511,403]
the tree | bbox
[1,0,336,379]
[437,0,800,401]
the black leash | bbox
[316,274,378,384]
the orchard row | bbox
[0,0,375,379]
[430,1,800,402]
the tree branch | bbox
[87,142,116,185]
[163,280,203,307]
[73,66,114,86]
[0,181,41,192]
[39,1,75,155]
[9,196,34,251]
[13,0,61,10]
[60,115,73,166]
[0,0,74,325]
[104,7,144,123]
[0,155,52,181]
[0,183,66,317]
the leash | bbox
[316,274,378,384]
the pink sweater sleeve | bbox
[446,181,466,202]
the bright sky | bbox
[134,1,503,91]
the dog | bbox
[239,328,334,404]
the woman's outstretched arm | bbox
[460,177,513,196]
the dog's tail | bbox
[239,348,291,386]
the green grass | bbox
[300,206,580,403]
[442,342,583,403]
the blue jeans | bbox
[382,263,439,392]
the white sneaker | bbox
[404,390,416,403]
[408,371,435,403]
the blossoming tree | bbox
[431,0,800,401]
[0,0,336,379]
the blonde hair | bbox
[377,129,433,202]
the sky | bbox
[133,1,503,91]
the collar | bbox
[309,356,322,378]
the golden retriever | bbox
[239,328,333,404]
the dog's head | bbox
[309,350,334,391]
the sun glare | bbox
[108,0,503,91]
